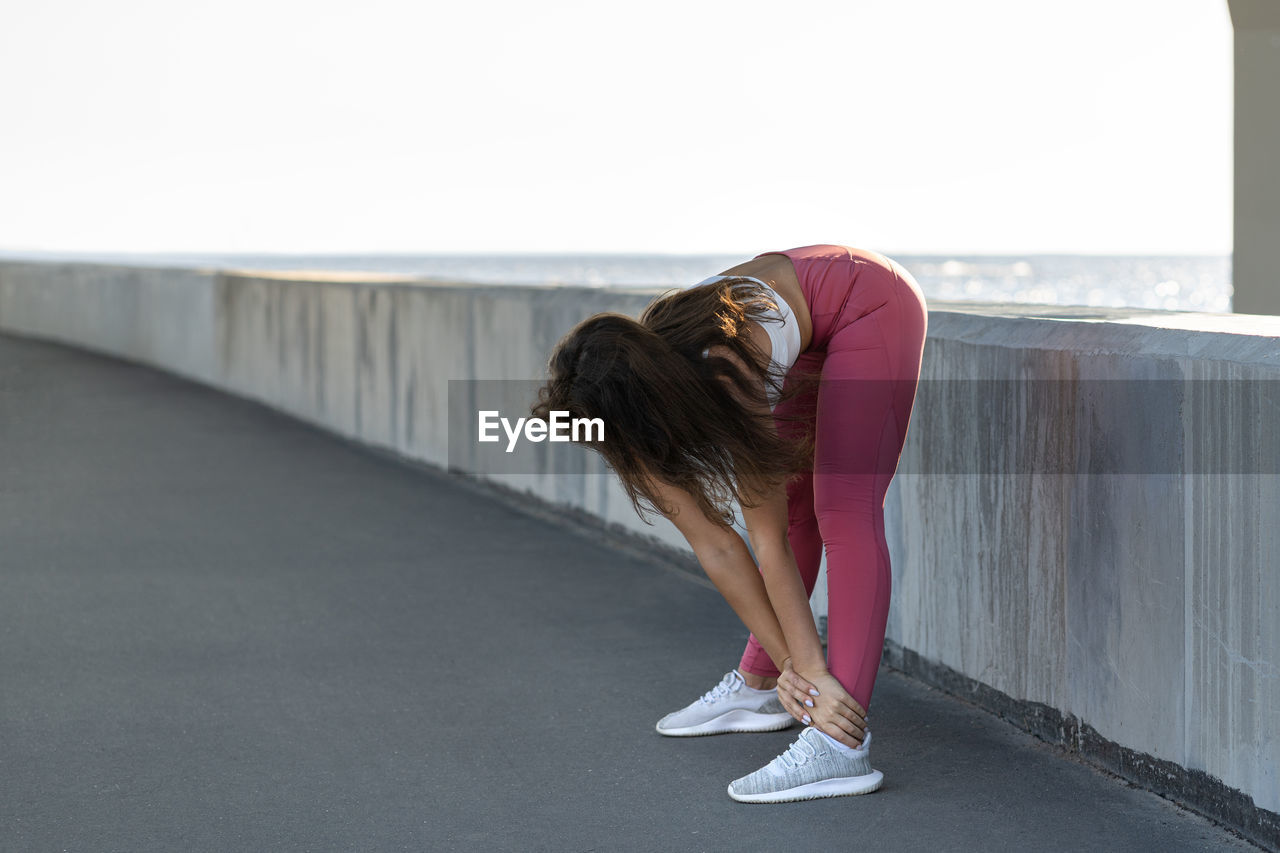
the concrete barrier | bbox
[1,260,1277,845]
[883,305,1280,846]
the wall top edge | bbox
[927,305,1280,367]
[0,259,668,295]
[927,300,1280,337]
[0,260,220,279]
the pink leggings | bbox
[737,245,928,712]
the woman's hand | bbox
[775,658,816,726]
[777,659,869,749]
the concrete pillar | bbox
[1228,0,1280,315]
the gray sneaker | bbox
[727,727,883,803]
[655,670,797,736]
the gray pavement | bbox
[0,331,1259,852]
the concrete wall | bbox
[883,305,1280,826]
[1,261,1277,825]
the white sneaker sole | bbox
[655,709,797,737]
[727,769,884,803]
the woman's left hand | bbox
[777,660,868,749]
[775,658,820,726]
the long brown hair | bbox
[529,277,819,529]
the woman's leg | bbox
[813,263,926,712]
[737,350,826,684]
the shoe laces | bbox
[699,670,743,705]
[772,733,821,772]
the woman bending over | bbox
[531,244,928,803]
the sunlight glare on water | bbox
[0,250,1233,313]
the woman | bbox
[530,244,928,803]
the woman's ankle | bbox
[738,669,778,690]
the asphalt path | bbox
[0,331,1257,852]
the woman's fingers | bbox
[774,678,813,725]
[788,682,814,711]
[779,671,817,711]
[777,688,810,725]
[813,707,866,746]
[824,711,866,739]
[806,684,867,738]
[820,718,865,749]
[830,701,867,735]
[797,674,821,702]
[813,684,867,725]
[783,669,818,696]
[816,686,865,719]
[829,696,867,726]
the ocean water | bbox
[0,249,1232,313]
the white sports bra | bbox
[693,274,803,408]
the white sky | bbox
[0,0,1233,255]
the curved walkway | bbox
[0,332,1257,851]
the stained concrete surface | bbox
[0,332,1260,852]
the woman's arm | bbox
[642,472,794,670]
[738,482,826,674]
[704,338,827,674]
[697,535,794,671]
